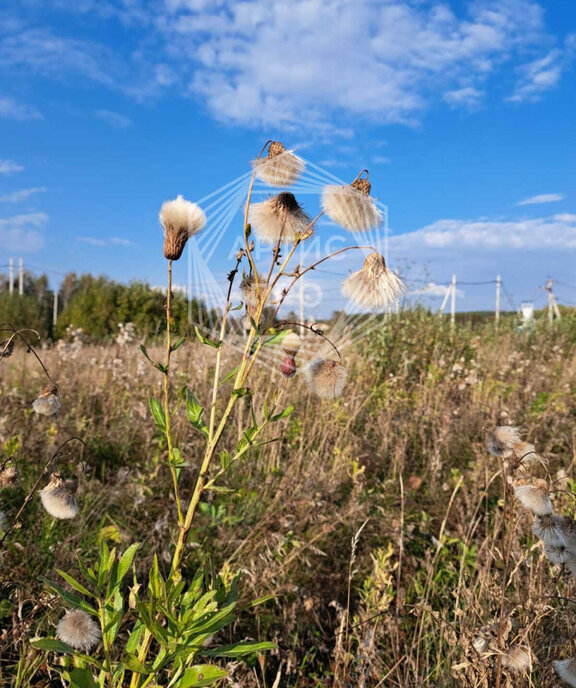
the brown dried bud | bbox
[267,141,286,158]
[281,354,297,378]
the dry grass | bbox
[1,310,576,686]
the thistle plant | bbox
[3,140,405,687]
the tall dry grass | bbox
[1,310,575,686]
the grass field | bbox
[1,310,576,687]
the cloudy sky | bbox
[1,0,575,313]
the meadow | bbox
[1,309,575,687]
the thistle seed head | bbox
[0,338,14,358]
[56,609,101,652]
[532,514,567,549]
[341,252,405,310]
[282,331,302,356]
[0,464,19,488]
[249,192,311,245]
[280,354,297,379]
[303,358,347,399]
[159,195,206,260]
[321,172,382,232]
[40,472,78,520]
[252,142,305,186]
[544,544,568,566]
[513,479,553,516]
[32,383,61,417]
[553,658,576,687]
[487,426,522,458]
[502,645,532,673]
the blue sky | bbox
[1,0,576,315]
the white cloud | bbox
[95,109,132,128]
[443,86,484,108]
[0,96,43,120]
[410,282,464,298]
[0,187,46,202]
[555,213,576,223]
[508,35,576,103]
[0,159,23,174]
[0,212,47,251]
[78,236,132,247]
[516,192,564,206]
[1,1,569,132]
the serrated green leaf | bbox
[149,397,167,432]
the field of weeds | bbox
[1,310,576,687]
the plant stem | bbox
[163,259,183,526]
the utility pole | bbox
[8,258,14,295]
[53,291,59,328]
[495,275,501,325]
[544,278,561,323]
[18,258,24,296]
[450,274,456,329]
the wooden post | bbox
[53,291,59,328]
[8,258,14,295]
[495,275,501,325]
[18,258,24,296]
[450,274,456,329]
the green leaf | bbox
[263,329,292,346]
[117,543,140,587]
[40,578,97,615]
[148,555,165,599]
[205,485,235,494]
[194,327,222,349]
[55,569,94,598]
[219,365,239,386]
[202,641,276,658]
[149,397,167,432]
[178,665,228,687]
[186,389,209,438]
[219,451,231,471]
[171,335,187,352]
[231,387,252,397]
[270,405,295,422]
[140,345,168,373]
[122,653,151,675]
[30,638,76,653]
[67,667,98,688]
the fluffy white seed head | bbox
[502,646,532,673]
[512,441,541,466]
[487,426,522,458]
[0,464,19,488]
[303,359,347,399]
[249,193,311,245]
[56,609,101,652]
[252,142,305,186]
[342,252,405,310]
[473,635,489,654]
[159,195,206,260]
[33,383,61,417]
[544,544,569,566]
[554,658,576,687]
[321,183,382,232]
[533,515,567,548]
[40,473,78,520]
[282,331,302,356]
[513,479,553,516]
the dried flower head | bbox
[544,544,568,565]
[159,195,206,261]
[0,338,14,358]
[487,425,522,458]
[56,609,100,652]
[513,479,553,516]
[249,193,311,245]
[252,141,305,186]
[473,635,489,654]
[240,275,267,326]
[40,472,78,519]
[533,514,567,548]
[321,172,382,232]
[342,252,405,309]
[502,645,532,673]
[280,354,297,379]
[0,464,19,488]
[554,658,576,687]
[303,358,347,399]
[511,440,543,466]
[32,383,61,417]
